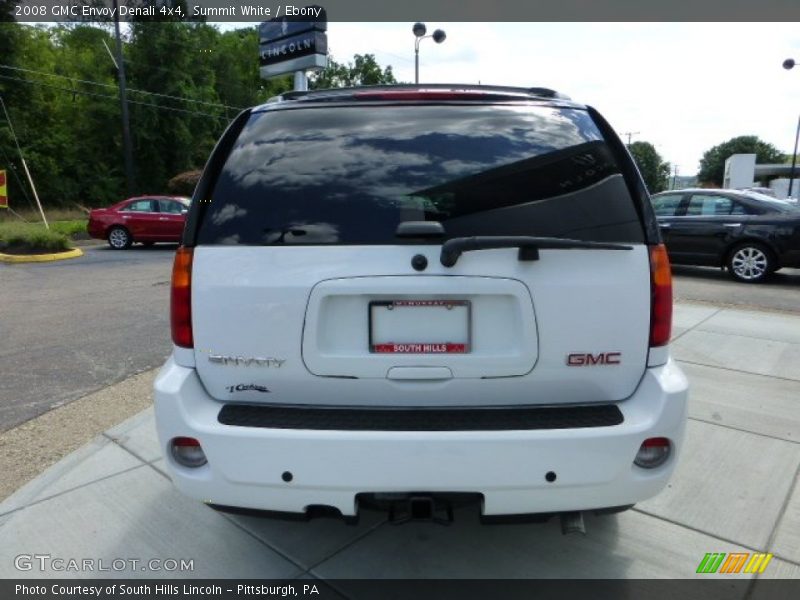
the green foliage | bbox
[166,169,202,196]
[311,54,397,89]
[49,219,88,238]
[0,21,395,209]
[628,141,671,193]
[0,221,72,253]
[697,136,785,186]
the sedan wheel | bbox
[108,226,132,250]
[727,244,773,283]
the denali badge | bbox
[226,384,270,393]
[567,352,621,366]
[209,354,286,368]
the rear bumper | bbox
[86,219,105,240]
[154,357,688,517]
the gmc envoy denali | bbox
[154,85,688,531]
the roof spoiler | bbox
[269,84,571,103]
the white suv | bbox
[154,85,688,528]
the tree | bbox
[628,141,671,193]
[697,136,785,186]
[0,18,398,209]
[310,54,397,89]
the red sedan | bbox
[88,196,190,249]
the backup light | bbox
[634,437,671,469]
[170,437,207,468]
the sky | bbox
[253,22,800,177]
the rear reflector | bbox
[634,437,671,469]
[170,436,207,468]
[649,244,672,347]
[170,247,193,348]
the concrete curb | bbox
[0,247,83,263]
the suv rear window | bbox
[196,104,645,245]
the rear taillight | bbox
[170,437,207,468]
[649,244,672,347]
[634,437,671,469]
[170,247,193,348]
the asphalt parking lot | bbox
[0,244,176,432]
[0,246,798,584]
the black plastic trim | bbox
[586,105,661,245]
[217,403,624,431]
[182,109,252,248]
[208,503,360,525]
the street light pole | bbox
[789,115,800,199]
[782,58,799,199]
[412,22,446,85]
[415,38,420,84]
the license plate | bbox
[369,300,471,354]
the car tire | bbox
[107,226,132,250]
[727,242,774,283]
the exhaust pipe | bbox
[560,511,586,535]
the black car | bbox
[651,189,800,282]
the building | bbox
[723,153,799,199]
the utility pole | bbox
[671,165,679,190]
[113,0,135,196]
[0,95,49,228]
[622,131,640,146]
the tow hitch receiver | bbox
[389,495,455,526]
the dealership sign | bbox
[259,7,328,79]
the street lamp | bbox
[413,22,446,84]
[782,58,800,199]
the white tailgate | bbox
[191,245,651,406]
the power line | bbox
[0,73,232,120]
[0,64,244,112]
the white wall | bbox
[723,154,756,189]
[769,178,800,200]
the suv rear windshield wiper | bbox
[440,236,633,267]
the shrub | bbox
[167,170,202,196]
[50,220,89,239]
[0,222,72,254]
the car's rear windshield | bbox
[196,104,645,245]
[743,191,799,212]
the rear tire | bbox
[727,243,773,283]
[107,226,132,250]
